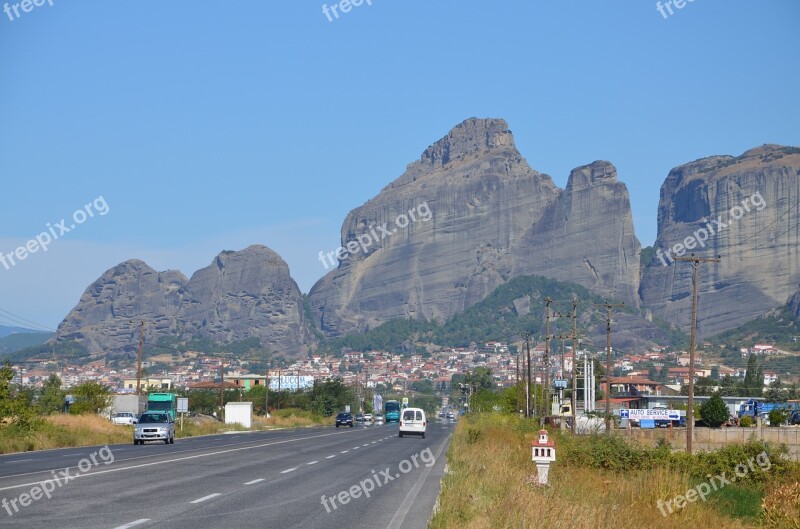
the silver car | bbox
[134,413,175,445]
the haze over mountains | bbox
[49,118,800,358]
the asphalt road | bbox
[0,420,454,529]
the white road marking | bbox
[340,450,349,454]
[326,455,336,459]
[0,430,351,493]
[4,459,33,464]
[190,493,221,504]
[353,446,360,450]
[362,443,369,447]
[281,467,298,474]
[307,460,319,465]
[112,519,150,529]
[386,433,452,529]
[244,478,265,485]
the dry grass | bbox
[0,415,131,454]
[430,415,756,529]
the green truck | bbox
[146,392,178,421]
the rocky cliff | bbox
[55,245,312,356]
[789,289,800,318]
[640,145,800,337]
[307,118,641,336]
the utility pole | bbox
[515,347,520,416]
[571,298,578,434]
[265,364,270,418]
[526,332,532,418]
[136,321,145,396]
[544,297,552,424]
[595,302,624,433]
[674,255,720,454]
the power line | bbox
[0,307,56,333]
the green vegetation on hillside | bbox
[0,332,52,356]
[320,275,687,355]
[713,308,800,352]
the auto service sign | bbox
[619,408,679,420]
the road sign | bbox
[177,398,189,413]
[402,397,409,408]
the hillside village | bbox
[11,341,797,397]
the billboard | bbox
[373,394,383,413]
[269,376,314,392]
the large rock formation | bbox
[640,145,800,337]
[55,245,312,356]
[789,289,800,318]
[308,118,641,336]
[512,160,640,304]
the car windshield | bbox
[138,414,169,423]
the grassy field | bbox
[0,408,327,453]
[430,414,800,529]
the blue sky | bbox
[1,0,798,329]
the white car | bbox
[374,414,384,425]
[364,413,373,422]
[399,408,426,438]
[111,412,137,425]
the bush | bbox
[768,408,789,427]
[740,415,754,428]
[700,393,730,427]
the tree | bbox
[69,381,112,415]
[700,393,729,427]
[0,362,39,430]
[39,374,65,414]
[765,379,787,403]
[743,355,760,392]
[464,367,494,390]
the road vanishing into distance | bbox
[0,420,454,529]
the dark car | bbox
[789,411,800,426]
[336,412,353,428]
[355,413,365,422]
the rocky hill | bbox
[640,145,800,338]
[307,118,641,337]
[54,245,312,357]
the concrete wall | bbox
[623,427,800,460]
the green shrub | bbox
[768,408,789,427]
[700,393,730,427]
[740,416,754,428]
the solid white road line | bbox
[113,519,150,529]
[190,493,221,504]
[4,459,33,464]
[280,467,298,474]
[244,479,265,485]
[385,433,452,529]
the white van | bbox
[399,407,426,438]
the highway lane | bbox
[0,420,455,529]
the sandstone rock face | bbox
[55,245,311,356]
[512,161,641,305]
[640,145,800,337]
[308,118,641,336]
[787,289,800,318]
[180,245,312,352]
